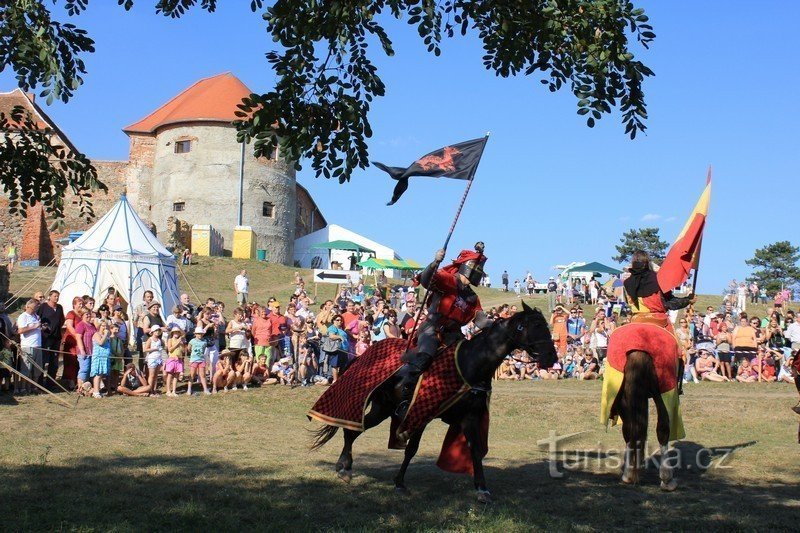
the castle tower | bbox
[122,73,296,263]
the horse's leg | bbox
[336,397,393,484]
[653,393,677,491]
[620,351,650,485]
[463,413,491,503]
[393,426,425,494]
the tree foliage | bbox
[745,241,800,295]
[613,227,668,264]
[0,105,105,221]
[2,0,655,201]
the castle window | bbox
[262,201,274,218]
[174,140,191,154]
[173,201,185,212]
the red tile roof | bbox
[0,88,79,152]
[123,72,252,134]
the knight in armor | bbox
[396,242,493,417]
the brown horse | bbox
[311,301,557,503]
[611,350,678,491]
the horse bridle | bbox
[500,319,553,357]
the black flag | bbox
[373,137,487,205]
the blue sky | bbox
[2,1,798,294]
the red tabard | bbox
[430,270,482,325]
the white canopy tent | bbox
[51,195,180,324]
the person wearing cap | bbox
[545,276,558,312]
[143,325,165,394]
[396,242,492,418]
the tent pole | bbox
[237,141,245,226]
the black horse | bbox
[311,301,557,503]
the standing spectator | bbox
[187,326,210,395]
[179,293,197,322]
[736,282,747,312]
[143,325,164,394]
[90,322,111,398]
[36,290,64,389]
[251,306,273,365]
[732,315,758,367]
[774,290,784,311]
[714,321,734,380]
[62,297,84,390]
[759,286,768,304]
[589,319,609,360]
[234,269,249,306]
[133,290,154,364]
[267,303,289,361]
[550,306,568,355]
[566,307,586,347]
[226,307,251,353]
[323,315,349,383]
[547,277,558,312]
[16,299,43,395]
[501,270,509,292]
[749,281,759,304]
[589,278,599,305]
[6,242,17,273]
[513,280,521,296]
[785,317,800,353]
[75,310,98,391]
[526,277,535,297]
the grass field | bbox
[1,380,798,531]
[3,260,799,531]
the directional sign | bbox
[313,269,361,284]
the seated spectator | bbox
[752,349,776,383]
[538,359,561,380]
[212,349,236,393]
[576,349,599,380]
[117,363,152,396]
[694,348,728,382]
[273,356,295,385]
[562,355,576,378]
[234,352,252,390]
[496,357,516,380]
[735,358,758,383]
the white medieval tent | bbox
[51,194,180,329]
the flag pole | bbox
[690,166,712,295]
[405,132,490,351]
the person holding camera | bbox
[36,290,64,389]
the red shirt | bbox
[251,315,272,346]
[269,313,288,342]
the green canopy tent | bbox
[562,261,623,277]
[311,240,377,270]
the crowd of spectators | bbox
[0,269,796,401]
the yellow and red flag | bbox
[657,170,712,293]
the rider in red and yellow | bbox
[396,242,492,417]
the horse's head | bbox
[505,301,558,369]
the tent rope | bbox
[0,330,75,397]
[176,261,202,306]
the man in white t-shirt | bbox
[234,269,249,305]
[16,298,43,394]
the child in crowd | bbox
[164,327,185,397]
[273,356,294,385]
[109,323,124,392]
[212,349,235,392]
[355,330,371,357]
[736,358,757,383]
[90,321,111,398]
[187,326,210,395]
[117,363,151,396]
[233,352,252,390]
[252,354,276,386]
[144,325,164,395]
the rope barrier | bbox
[3,257,57,307]
[0,330,74,396]
[176,261,202,308]
[0,361,73,408]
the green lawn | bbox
[1,380,798,531]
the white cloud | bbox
[641,213,661,222]
[664,216,677,222]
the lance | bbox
[403,133,491,352]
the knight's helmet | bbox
[456,241,487,286]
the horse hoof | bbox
[337,469,353,484]
[476,490,492,504]
[660,479,678,492]
[621,473,635,485]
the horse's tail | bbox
[310,424,339,451]
[621,350,659,483]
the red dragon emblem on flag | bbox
[416,146,461,172]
